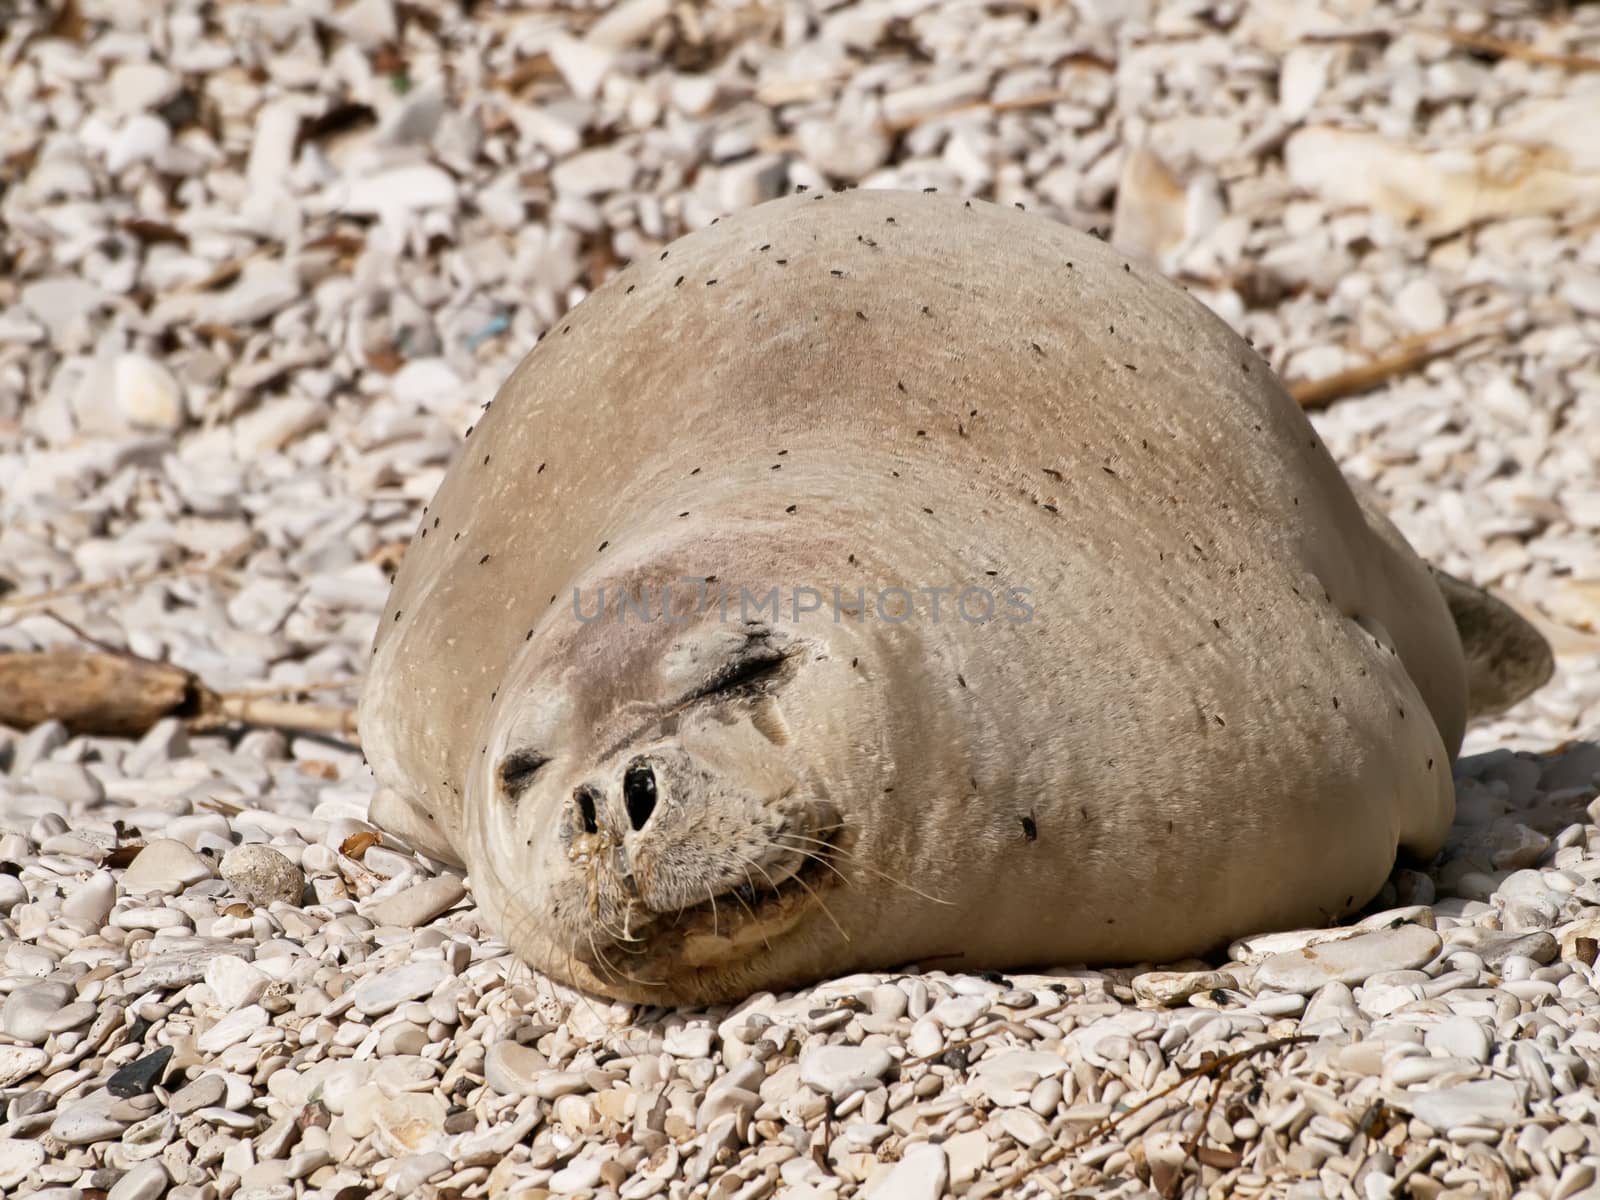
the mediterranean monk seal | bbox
[359,189,1552,1005]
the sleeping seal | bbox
[359,190,1551,1004]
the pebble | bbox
[1133,969,1236,1007]
[61,870,117,924]
[662,1023,715,1058]
[0,1139,46,1189]
[363,876,466,927]
[3,981,75,1044]
[348,959,453,1016]
[119,839,213,893]
[968,1051,1068,1107]
[799,1045,893,1098]
[1407,1079,1525,1131]
[51,1092,130,1144]
[483,1041,548,1097]
[1425,1014,1493,1064]
[196,1005,269,1053]
[204,955,270,1010]
[0,11,1596,1200]
[220,844,306,907]
[865,1142,947,1200]
[0,1049,48,1094]
[1253,924,1442,993]
[114,354,184,431]
[107,1161,171,1200]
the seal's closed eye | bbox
[681,642,788,705]
[499,748,550,799]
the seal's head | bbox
[465,564,869,1004]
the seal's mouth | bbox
[671,825,839,934]
[609,822,844,971]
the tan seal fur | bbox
[360,190,1549,1004]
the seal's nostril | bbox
[573,786,599,834]
[623,759,657,831]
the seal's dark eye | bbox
[623,760,657,831]
[499,749,549,798]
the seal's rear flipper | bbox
[1431,567,1554,719]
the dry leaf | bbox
[341,831,383,860]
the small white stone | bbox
[0,1138,46,1189]
[109,62,180,113]
[1253,924,1441,993]
[205,955,270,1011]
[969,1051,1069,1107]
[907,1017,943,1059]
[338,0,397,47]
[799,1045,893,1098]
[1425,1014,1493,1064]
[585,0,671,48]
[550,1156,604,1195]
[108,1160,170,1200]
[349,959,453,1016]
[797,118,891,181]
[1394,278,1449,332]
[662,1023,715,1058]
[865,1142,947,1200]
[0,1046,48,1088]
[1407,1079,1524,1131]
[930,994,990,1029]
[197,1005,269,1054]
[551,147,637,198]
[371,1092,447,1157]
[51,1091,128,1144]
[61,870,116,925]
[548,35,613,101]
[114,353,183,430]
[484,1042,548,1097]
[2,981,75,1044]
[20,277,108,342]
[1562,272,1600,316]
[213,262,301,326]
[1279,47,1334,121]
[106,116,172,174]
[120,839,213,893]
[1132,969,1236,1007]
[342,164,460,216]
[363,875,465,927]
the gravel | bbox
[3,0,1600,1197]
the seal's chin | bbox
[579,824,843,977]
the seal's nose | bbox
[572,785,601,834]
[623,758,657,831]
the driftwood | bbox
[0,649,358,740]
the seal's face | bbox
[470,605,852,1001]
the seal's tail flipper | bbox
[1430,567,1554,719]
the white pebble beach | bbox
[3,2,1600,1199]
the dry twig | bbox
[1429,26,1600,73]
[1289,306,1519,410]
[0,648,358,740]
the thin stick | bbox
[1429,27,1600,72]
[207,696,359,736]
[1389,1144,1443,1197]
[1288,306,1519,410]
[879,74,1111,135]
[216,678,361,701]
[0,549,248,612]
